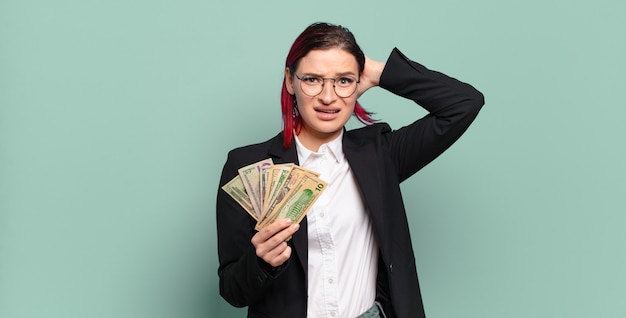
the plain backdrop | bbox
[1,0,625,317]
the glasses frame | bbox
[294,73,360,98]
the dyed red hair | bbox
[280,22,375,148]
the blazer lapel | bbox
[343,132,389,255]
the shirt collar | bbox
[294,130,344,164]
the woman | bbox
[217,22,484,318]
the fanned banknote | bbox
[221,175,256,220]
[222,158,326,230]
[256,173,327,230]
[263,164,294,212]
[257,165,320,227]
[238,158,274,219]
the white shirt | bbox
[295,132,379,318]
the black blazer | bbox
[217,48,484,317]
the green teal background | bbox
[1,0,624,317]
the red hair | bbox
[280,22,375,148]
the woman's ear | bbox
[285,67,295,95]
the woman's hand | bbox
[357,55,386,98]
[251,219,300,267]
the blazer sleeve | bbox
[379,48,485,182]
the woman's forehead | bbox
[296,48,359,74]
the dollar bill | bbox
[221,175,257,220]
[256,174,327,230]
[258,165,317,226]
[263,164,294,215]
[238,158,274,219]
[223,158,326,228]
[259,165,271,209]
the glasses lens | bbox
[297,75,358,97]
[298,76,322,96]
[335,77,357,97]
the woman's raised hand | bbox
[357,55,385,98]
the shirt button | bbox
[328,278,333,284]
[330,312,336,317]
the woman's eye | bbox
[302,77,320,84]
[338,77,355,85]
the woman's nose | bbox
[318,80,337,103]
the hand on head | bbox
[357,55,385,98]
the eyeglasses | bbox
[294,74,359,98]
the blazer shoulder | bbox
[226,133,280,159]
[345,122,392,145]
[221,133,281,177]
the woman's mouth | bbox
[317,109,340,114]
[314,107,340,114]
[313,107,341,120]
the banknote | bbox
[223,158,326,229]
[256,174,327,230]
[221,175,257,220]
[263,164,294,213]
[259,165,271,209]
[238,158,274,219]
[258,165,319,226]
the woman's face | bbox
[285,48,359,150]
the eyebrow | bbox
[300,71,358,77]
